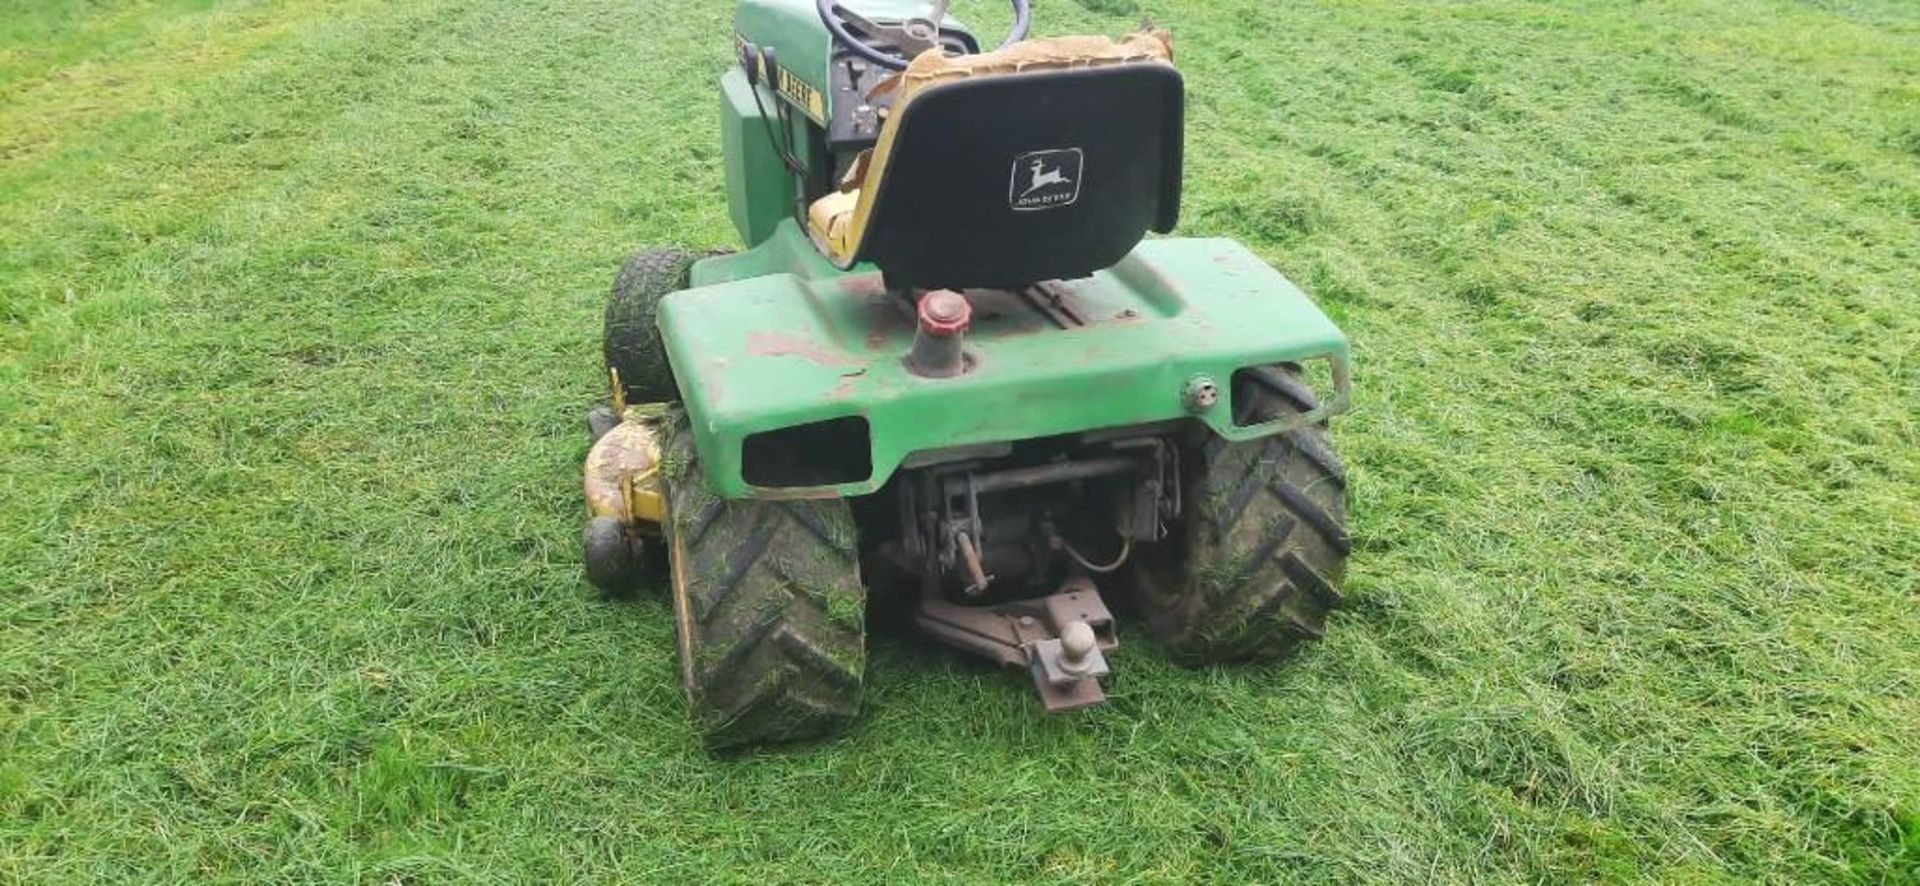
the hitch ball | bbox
[1051,619,1107,681]
[1182,374,1221,412]
[1060,620,1098,674]
[909,289,971,378]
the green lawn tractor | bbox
[581,0,1353,748]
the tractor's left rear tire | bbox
[660,408,867,749]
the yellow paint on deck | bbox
[583,418,665,524]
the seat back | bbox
[825,36,1183,289]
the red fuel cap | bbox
[918,290,971,338]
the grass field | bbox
[3,0,1918,880]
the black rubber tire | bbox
[585,406,619,443]
[660,407,867,749]
[604,247,701,404]
[1133,365,1349,664]
[583,516,648,593]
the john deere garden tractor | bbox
[581,0,1353,748]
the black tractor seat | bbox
[807,32,1183,290]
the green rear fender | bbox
[664,221,1350,500]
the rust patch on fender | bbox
[841,272,887,297]
[746,330,864,367]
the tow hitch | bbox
[914,571,1119,711]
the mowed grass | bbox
[3,0,1917,880]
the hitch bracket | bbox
[913,572,1119,711]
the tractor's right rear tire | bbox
[605,247,700,404]
[660,408,867,749]
[1133,365,1350,665]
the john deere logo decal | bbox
[1009,148,1082,211]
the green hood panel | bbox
[663,221,1350,500]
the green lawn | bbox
[3,0,1917,880]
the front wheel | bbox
[660,408,868,749]
[1132,365,1350,664]
[604,247,703,404]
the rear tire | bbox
[660,408,867,749]
[1133,365,1349,664]
[605,247,702,404]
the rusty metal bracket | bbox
[913,572,1118,711]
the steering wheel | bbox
[817,0,1031,71]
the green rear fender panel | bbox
[666,221,1351,500]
